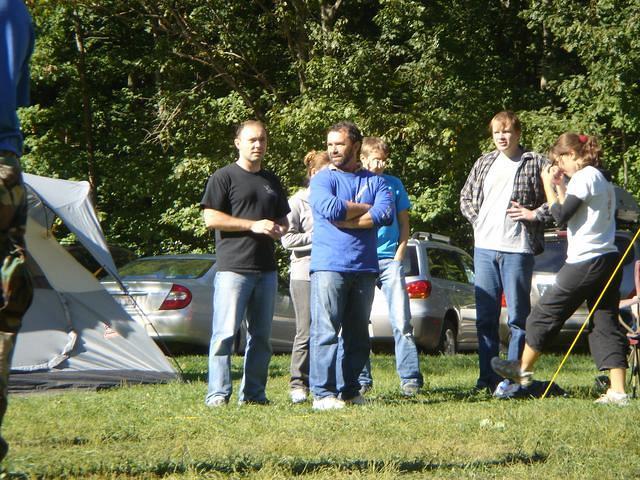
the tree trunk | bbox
[72,9,98,199]
[540,22,548,90]
[320,0,343,33]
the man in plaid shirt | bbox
[460,111,549,397]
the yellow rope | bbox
[541,225,640,399]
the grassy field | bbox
[2,352,640,479]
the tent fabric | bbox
[23,173,120,282]
[9,178,178,392]
[9,370,177,392]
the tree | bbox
[22,0,639,260]
[521,0,640,197]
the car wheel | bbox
[438,318,457,355]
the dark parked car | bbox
[369,232,477,354]
[499,228,640,348]
[101,255,297,352]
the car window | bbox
[65,243,137,278]
[427,247,468,283]
[117,258,215,279]
[534,239,566,273]
[536,234,638,273]
[459,253,475,284]
[403,245,419,276]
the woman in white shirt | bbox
[492,133,629,405]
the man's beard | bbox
[331,149,355,169]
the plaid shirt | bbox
[460,149,550,255]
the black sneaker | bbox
[490,357,533,387]
[359,383,372,396]
[401,381,421,397]
[238,398,270,406]
[0,437,7,463]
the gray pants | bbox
[289,279,310,390]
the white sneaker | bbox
[343,394,366,406]
[493,379,520,399]
[289,388,308,404]
[205,396,228,408]
[594,389,629,406]
[312,396,345,411]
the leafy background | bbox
[20,0,640,259]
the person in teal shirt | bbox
[357,137,423,396]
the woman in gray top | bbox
[281,150,330,403]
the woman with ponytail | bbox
[492,133,630,405]
[281,150,330,404]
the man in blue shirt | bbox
[309,121,394,410]
[0,0,34,462]
[357,137,423,396]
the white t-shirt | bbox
[474,152,531,253]
[565,166,616,264]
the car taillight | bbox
[501,293,506,308]
[159,284,192,310]
[406,280,431,299]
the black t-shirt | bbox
[200,162,290,272]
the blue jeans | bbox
[474,248,534,389]
[205,270,276,404]
[356,259,423,387]
[310,271,376,400]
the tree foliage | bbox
[19,0,640,258]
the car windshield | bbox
[114,258,215,280]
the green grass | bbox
[3,353,640,479]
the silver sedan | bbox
[101,254,297,352]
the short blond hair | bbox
[489,111,521,135]
[361,137,389,158]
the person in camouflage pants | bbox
[0,156,28,462]
[0,0,34,462]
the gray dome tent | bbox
[9,174,178,391]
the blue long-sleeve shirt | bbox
[0,0,35,156]
[309,166,394,273]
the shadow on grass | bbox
[372,386,493,405]
[3,452,548,478]
[180,359,289,383]
[284,452,549,475]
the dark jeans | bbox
[289,279,310,390]
[526,252,628,370]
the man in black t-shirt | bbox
[200,120,290,407]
